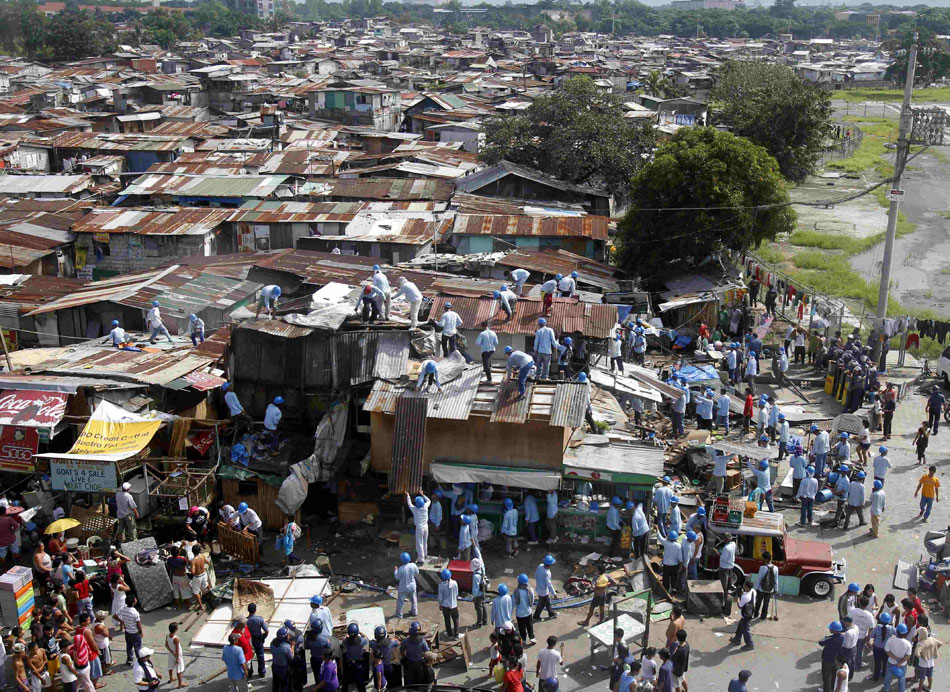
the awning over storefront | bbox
[430,461,561,491]
[563,440,664,487]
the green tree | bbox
[884,29,950,86]
[616,128,795,279]
[480,76,655,202]
[711,61,831,182]
[45,7,116,62]
[142,8,195,48]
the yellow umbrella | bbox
[45,518,81,534]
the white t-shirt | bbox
[60,653,78,683]
[640,657,657,681]
[536,648,562,679]
[884,636,912,665]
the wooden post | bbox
[0,327,12,371]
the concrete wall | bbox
[370,412,569,473]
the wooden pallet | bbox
[216,522,260,564]
[66,505,118,544]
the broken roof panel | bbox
[496,249,622,291]
[549,382,590,428]
[71,207,232,236]
[491,381,533,424]
[428,295,617,339]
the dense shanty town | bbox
[1,2,950,692]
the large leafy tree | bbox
[45,7,116,62]
[142,9,196,48]
[480,76,656,202]
[711,61,832,182]
[884,29,950,86]
[616,128,795,280]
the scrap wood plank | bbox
[491,381,533,423]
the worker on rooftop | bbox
[437,302,463,356]
[371,265,391,320]
[188,313,205,347]
[494,285,518,321]
[392,277,423,329]
[146,301,172,344]
[534,318,556,380]
[558,271,578,298]
[256,285,281,319]
[355,284,384,324]
[416,360,442,393]
[504,268,530,296]
[504,346,535,398]
[539,276,559,316]
[476,322,498,384]
[109,320,128,348]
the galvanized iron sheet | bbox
[491,381,533,424]
[389,392,427,494]
[549,382,590,428]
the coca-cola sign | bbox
[0,390,68,427]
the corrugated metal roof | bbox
[51,132,187,152]
[374,331,410,380]
[549,382,590,428]
[389,393,426,494]
[40,347,216,386]
[120,174,289,199]
[331,330,410,387]
[72,207,232,236]
[330,178,453,202]
[428,295,617,339]
[453,214,609,240]
[229,200,364,224]
[240,320,314,338]
[0,175,92,196]
[491,381,533,423]
[496,249,622,291]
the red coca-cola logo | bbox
[0,391,67,425]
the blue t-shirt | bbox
[222,645,247,680]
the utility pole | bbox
[872,34,917,363]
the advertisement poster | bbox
[0,390,68,428]
[50,459,117,492]
[35,400,162,462]
[0,426,39,472]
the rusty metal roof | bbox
[229,200,364,225]
[496,249,623,291]
[332,330,409,386]
[491,381,533,423]
[240,319,314,339]
[330,178,454,202]
[453,214,609,240]
[51,132,188,152]
[428,295,617,339]
[72,207,232,236]
[29,345,217,386]
[121,174,289,199]
[389,392,426,494]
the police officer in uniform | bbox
[246,602,269,678]
[305,621,331,686]
[340,623,368,692]
[399,621,429,685]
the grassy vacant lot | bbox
[837,86,950,103]
[827,121,898,177]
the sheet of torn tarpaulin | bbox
[283,282,361,331]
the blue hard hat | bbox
[697,507,706,516]
[152,301,160,307]
[577,372,588,383]
[445,302,452,309]
[873,480,883,490]
[500,284,508,291]
[190,313,198,321]
[806,466,815,475]
[441,569,452,580]
[238,502,248,513]
[111,320,119,327]
[347,623,359,636]
[555,274,563,280]
[828,472,839,484]
[749,351,756,357]
[663,475,671,483]
[274,396,284,405]
[571,271,578,278]
[273,286,281,296]
[373,264,381,271]
[538,318,547,326]
[848,582,860,593]
[283,619,294,628]
[222,382,230,391]
[811,424,819,432]
[310,595,323,605]
[493,290,500,298]
[504,498,514,510]
[686,531,697,541]
[759,460,769,470]
[425,361,437,373]
[671,496,680,504]
[564,337,572,345]
[625,501,634,510]
[840,432,849,438]
[469,504,479,513]
[857,471,866,480]
[497,583,508,596]
[759,434,768,442]
[896,623,908,635]
[879,612,892,624]
[434,489,443,497]
[778,414,785,421]
[879,446,888,454]
[543,554,555,566]
[409,621,420,634]
[667,531,678,541]
[414,496,425,508]
[518,573,529,584]
[461,515,471,525]
[839,465,850,473]
[504,346,513,354]
[374,626,386,639]
[828,621,843,632]
[400,552,411,564]
[611,496,622,506]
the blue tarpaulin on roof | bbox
[673,364,720,383]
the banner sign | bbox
[34,400,162,462]
[0,426,39,472]
[50,459,117,492]
[0,390,68,428]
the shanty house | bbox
[307,86,402,131]
[223,201,364,253]
[450,213,610,261]
[70,208,234,277]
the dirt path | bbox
[850,149,950,316]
